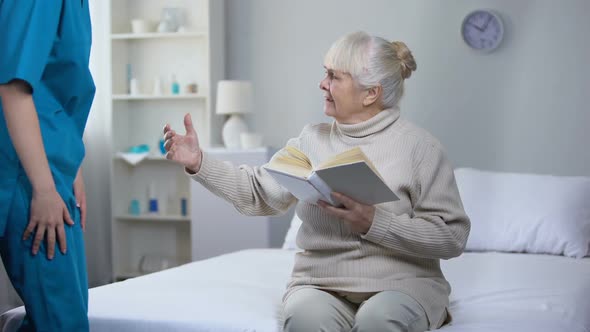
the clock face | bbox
[461,10,504,52]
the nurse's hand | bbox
[23,188,74,260]
[163,113,202,173]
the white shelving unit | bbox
[107,0,225,282]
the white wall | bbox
[84,0,113,287]
[226,0,590,177]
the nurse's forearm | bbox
[0,81,56,193]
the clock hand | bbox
[483,15,493,31]
[467,21,484,32]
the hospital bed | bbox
[1,249,589,332]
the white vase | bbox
[222,114,248,149]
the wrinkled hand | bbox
[23,188,74,259]
[163,113,202,173]
[74,168,87,231]
[318,192,376,234]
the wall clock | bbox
[461,10,504,52]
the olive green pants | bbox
[283,288,428,332]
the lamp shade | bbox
[216,80,252,115]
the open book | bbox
[264,146,398,206]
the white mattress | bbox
[2,249,590,332]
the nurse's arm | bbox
[0,79,74,260]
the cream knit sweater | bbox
[190,108,470,329]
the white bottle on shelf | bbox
[153,76,163,96]
[130,78,140,95]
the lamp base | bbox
[222,114,248,149]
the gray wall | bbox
[226,0,590,178]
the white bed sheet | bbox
[2,249,589,332]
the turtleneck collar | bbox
[334,107,400,138]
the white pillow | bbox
[455,168,590,258]
[282,212,303,250]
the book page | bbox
[284,146,312,167]
[266,146,312,178]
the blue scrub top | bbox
[0,0,96,236]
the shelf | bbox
[113,153,176,166]
[145,155,168,161]
[112,94,206,101]
[116,214,190,223]
[111,32,206,40]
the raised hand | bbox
[163,113,202,173]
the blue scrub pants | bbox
[0,174,88,332]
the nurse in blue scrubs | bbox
[0,1,95,331]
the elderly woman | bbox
[163,31,470,332]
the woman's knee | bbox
[283,302,342,332]
[283,288,354,332]
[352,291,428,332]
[353,311,409,332]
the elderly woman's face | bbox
[320,66,365,124]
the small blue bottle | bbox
[180,197,187,216]
[129,199,141,216]
[148,183,159,214]
[149,199,159,213]
[171,75,180,95]
[159,138,166,155]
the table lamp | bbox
[216,80,252,149]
